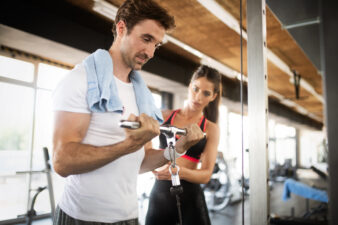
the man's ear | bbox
[116,20,127,37]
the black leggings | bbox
[145,180,211,225]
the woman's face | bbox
[188,77,217,111]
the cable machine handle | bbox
[119,120,187,136]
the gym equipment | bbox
[16,147,55,225]
[202,151,232,212]
[119,120,189,225]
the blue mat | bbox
[282,178,328,203]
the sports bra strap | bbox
[163,110,180,125]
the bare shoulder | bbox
[161,109,174,122]
[205,120,220,136]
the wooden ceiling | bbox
[66,0,323,123]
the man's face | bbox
[119,19,166,70]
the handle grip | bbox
[118,120,187,136]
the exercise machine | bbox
[16,147,55,225]
[119,120,191,225]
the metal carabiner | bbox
[169,165,180,186]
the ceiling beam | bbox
[196,0,324,105]
[91,0,322,122]
[93,0,241,79]
[0,0,322,129]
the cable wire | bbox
[176,194,183,225]
[239,0,245,224]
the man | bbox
[52,0,204,224]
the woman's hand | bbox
[175,123,204,154]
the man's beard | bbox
[121,46,149,70]
[133,53,149,69]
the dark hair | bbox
[191,65,222,123]
[112,0,175,39]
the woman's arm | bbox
[140,123,206,173]
[154,122,220,184]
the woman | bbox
[145,65,221,225]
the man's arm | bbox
[53,111,159,177]
[139,142,168,174]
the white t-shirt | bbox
[53,63,144,222]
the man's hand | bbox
[152,164,170,180]
[175,124,204,154]
[53,112,160,177]
[124,113,160,150]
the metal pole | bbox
[247,0,270,224]
[295,129,300,168]
[26,61,39,212]
[43,147,55,218]
[319,1,338,224]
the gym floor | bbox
[17,181,323,225]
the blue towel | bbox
[282,178,328,203]
[83,49,163,123]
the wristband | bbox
[163,147,186,161]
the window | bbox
[0,52,70,221]
[269,122,296,167]
[0,83,34,171]
[37,63,68,90]
[300,130,326,167]
[151,92,162,109]
[218,105,228,154]
[275,123,296,166]
[227,112,249,178]
[0,55,34,82]
[32,63,68,170]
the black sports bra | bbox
[159,110,207,162]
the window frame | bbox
[0,47,71,221]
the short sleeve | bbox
[52,64,90,114]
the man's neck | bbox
[109,46,131,83]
